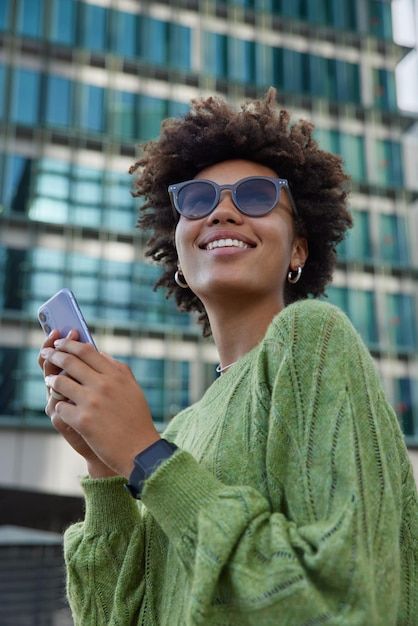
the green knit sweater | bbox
[64,300,417,625]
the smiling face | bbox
[174,159,308,312]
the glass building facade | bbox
[1,0,417,446]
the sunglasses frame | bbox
[168,176,298,221]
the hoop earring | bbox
[287,266,302,284]
[174,268,188,288]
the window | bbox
[255,44,273,88]
[335,60,360,104]
[111,10,137,57]
[81,3,107,52]
[373,69,397,111]
[0,0,11,31]
[139,95,166,141]
[338,210,371,262]
[140,17,167,65]
[378,214,410,267]
[349,290,378,347]
[368,0,392,39]
[50,0,76,45]
[46,75,72,127]
[79,84,105,134]
[17,0,43,38]
[202,32,227,79]
[11,68,40,125]
[2,155,32,214]
[169,23,191,71]
[384,293,417,353]
[375,140,403,188]
[325,287,378,348]
[110,90,137,141]
[339,134,366,182]
[393,378,417,440]
[329,0,357,30]
[228,38,255,83]
[0,64,5,119]
[282,49,307,94]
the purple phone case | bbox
[37,288,96,348]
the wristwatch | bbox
[125,438,178,500]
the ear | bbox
[290,236,308,270]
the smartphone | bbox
[38,288,97,349]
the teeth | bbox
[206,239,250,251]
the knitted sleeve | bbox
[63,475,146,625]
[141,301,417,625]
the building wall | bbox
[1,0,418,499]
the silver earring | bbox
[175,267,188,288]
[287,266,302,284]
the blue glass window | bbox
[17,0,43,38]
[0,0,11,30]
[385,293,417,353]
[168,100,189,118]
[282,49,306,94]
[255,44,273,88]
[46,75,72,127]
[373,69,397,111]
[139,95,166,141]
[141,17,167,65]
[339,133,366,182]
[79,85,105,134]
[368,0,392,39]
[376,140,403,188]
[12,68,40,125]
[330,0,357,30]
[2,155,31,212]
[338,210,371,262]
[335,60,360,104]
[0,64,5,119]
[50,0,76,45]
[111,10,136,58]
[349,290,378,347]
[228,38,255,83]
[81,3,107,52]
[378,214,409,267]
[111,90,137,140]
[325,287,378,348]
[393,378,417,439]
[169,23,191,71]
[203,32,227,78]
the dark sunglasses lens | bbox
[236,179,278,215]
[177,182,216,218]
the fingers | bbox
[38,329,60,369]
[38,329,78,377]
[41,344,99,386]
[45,373,83,406]
[45,337,109,376]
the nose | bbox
[205,190,244,225]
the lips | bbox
[198,231,257,249]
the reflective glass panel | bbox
[46,75,72,127]
[12,69,40,125]
[18,0,43,37]
[50,0,76,45]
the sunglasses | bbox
[168,176,297,220]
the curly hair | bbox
[130,88,353,337]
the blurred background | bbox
[0,0,417,623]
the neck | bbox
[204,296,284,369]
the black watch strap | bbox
[125,438,178,500]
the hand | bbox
[38,330,117,478]
[40,335,161,478]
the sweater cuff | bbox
[141,449,224,544]
[81,475,141,534]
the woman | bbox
[39,89,417,625]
